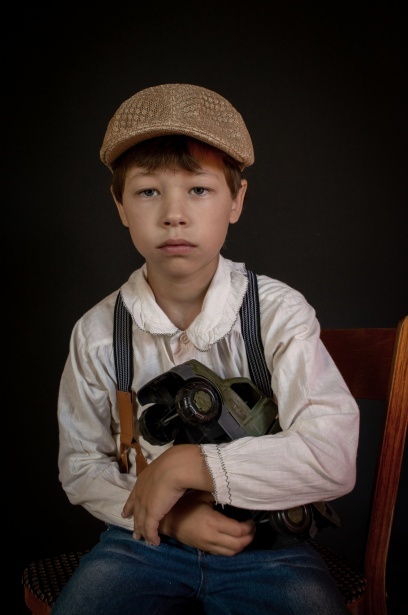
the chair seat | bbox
[22,550,89,613]
[309,540,366,609]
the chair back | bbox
[321,315,408,615]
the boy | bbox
[54,83,359,614]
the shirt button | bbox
[180,333,189,345]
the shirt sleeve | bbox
[200,278,360,512]
[57,311,136,530]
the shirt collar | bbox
[120,256,248,350]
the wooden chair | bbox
[22,316,408,615]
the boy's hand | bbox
[159,490,256,555]
[122,444,213,546]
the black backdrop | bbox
[10,3,407,613]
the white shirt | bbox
[58,256,359,530]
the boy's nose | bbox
[162,200,188,226]
[164,214,187,226]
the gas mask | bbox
[137,360,340,545]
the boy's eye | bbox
[139,188,157,197]
[191,187,207,195]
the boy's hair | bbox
[111,136,245,203]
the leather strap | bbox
[116,389,148,475]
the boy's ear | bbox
[229,179,247,224]
[110,185,129,228]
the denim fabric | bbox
[51,525,349,614]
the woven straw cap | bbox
[100,84,254,170]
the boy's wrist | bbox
[164,444,213,492]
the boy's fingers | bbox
[133,508,160,546]
[121,492,135,518]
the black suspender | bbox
[113,290,134,394]
[240,270,273,398]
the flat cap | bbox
[100,83,254,170]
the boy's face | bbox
[112,148,247,283]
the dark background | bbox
[9,3,406,613]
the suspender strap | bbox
[113,290,133,393]
[114,291,148,475]
[113,269,273,473]
[240,270,273,399]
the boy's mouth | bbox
[158,239,195,248]
[158,239,196,254]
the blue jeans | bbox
[51,524,349,614]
